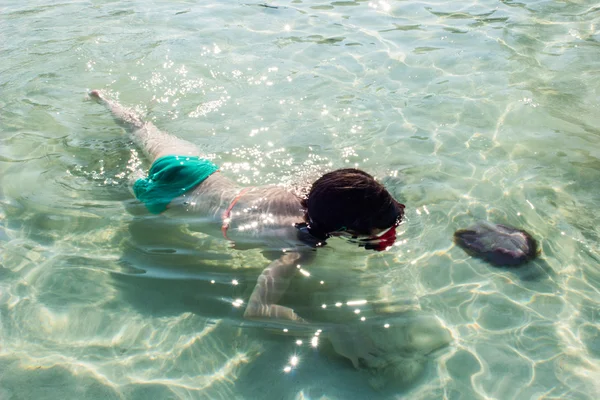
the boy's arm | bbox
[243,251,310,322]
[243,250,385,370]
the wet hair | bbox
[300,168,404,240]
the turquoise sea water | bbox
[1,0,600,398]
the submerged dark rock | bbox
[454,221,538,267]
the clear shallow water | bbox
[1,0,600,398]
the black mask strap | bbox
[295,222,329,242]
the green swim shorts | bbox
[133,155,219,214]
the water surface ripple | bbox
[1,0,600,399]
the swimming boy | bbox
[89,90,404,367]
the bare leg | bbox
[89,90,200,162]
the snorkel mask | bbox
[340,218,400,252]
[297,202,405,252]
[361,201,404,251]
[361,222,399,251]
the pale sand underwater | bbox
[1,0,600,399]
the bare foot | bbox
[89,90,103,100]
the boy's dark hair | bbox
[301,168,404,239]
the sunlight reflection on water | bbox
[1,0,600,398]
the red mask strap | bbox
[373,225,397,251]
